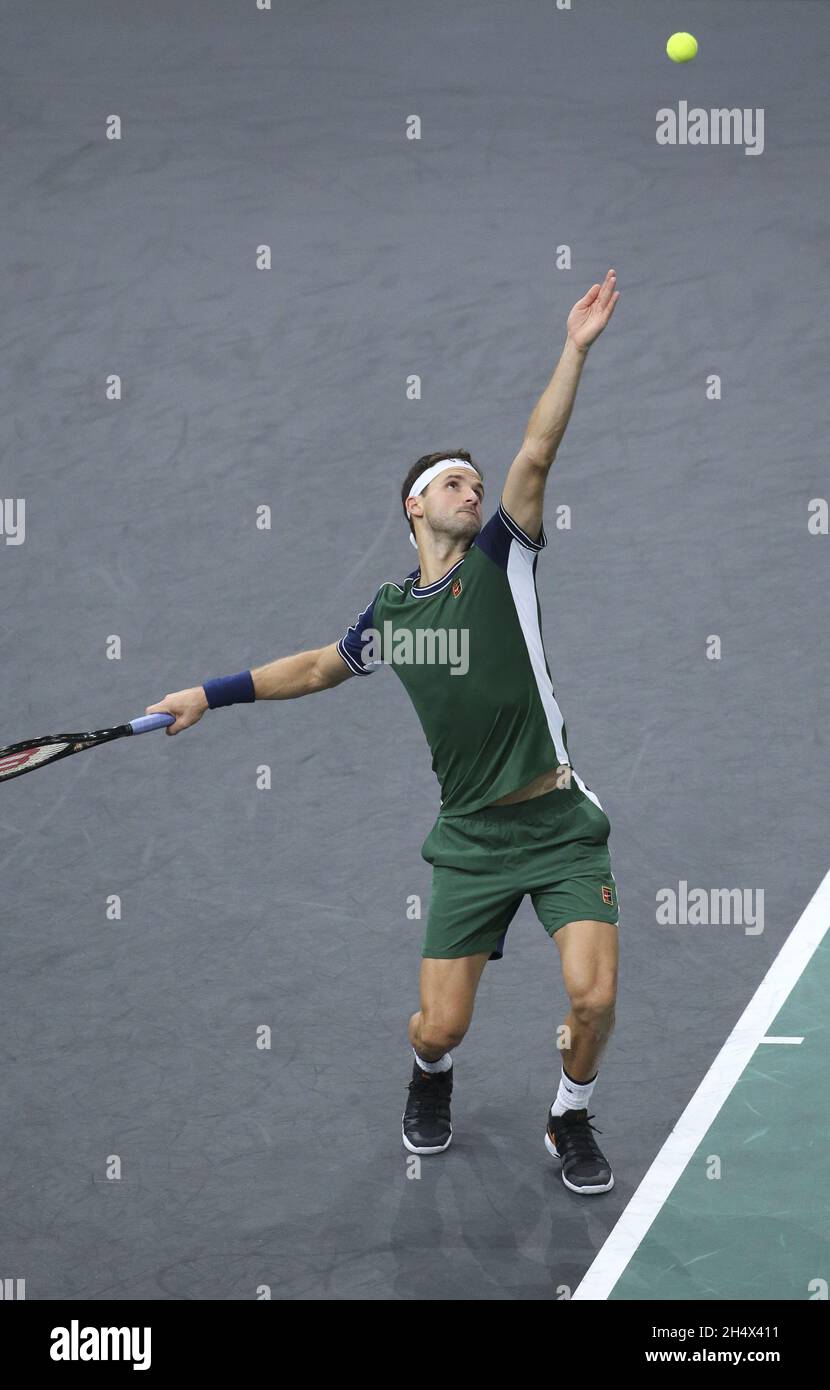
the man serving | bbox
[147,269,622,1195]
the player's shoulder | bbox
[473,501,547,569]
[374,569,420,599]
[380,568,420,590]
[337,568,419,677]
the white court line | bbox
[572,867,830,1301]
[760,1037,803,1044]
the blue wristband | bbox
[202,670,256,709]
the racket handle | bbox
[129,713,176,735]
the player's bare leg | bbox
[554,919,618,1079]
[408,952,491,1059]
[545,919,619,1193]
[402,952,490,1154]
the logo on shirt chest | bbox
[451,579,463,598]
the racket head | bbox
[0,739,76,781]
[0,724,129,784]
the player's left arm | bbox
[501,269,620,541]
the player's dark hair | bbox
[401,450,483,539]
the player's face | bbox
[425,471,484,541]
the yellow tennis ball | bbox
[666,32,698,63]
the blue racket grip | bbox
[129,713,176,735]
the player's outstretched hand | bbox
[567,268,620,352]
[144,688,208,735]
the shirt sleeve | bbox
[337,590,381,676]
[473,501,547,571]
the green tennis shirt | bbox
[337,501,599,818]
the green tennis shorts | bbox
[419,781,619,960]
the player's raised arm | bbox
[144,642,354,735]
[502,269,620,540]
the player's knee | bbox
[419,1018,467,1053]
[570,984,616,1025]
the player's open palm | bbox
[567,269,620,351]
[145,688,208,735]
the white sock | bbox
[551,1064,597,1116]
[413,1046,452,1074]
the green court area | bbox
[609,939,830,1300]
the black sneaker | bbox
[545,1107,614,1194]
[402,1059,453,1154]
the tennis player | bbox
[147,270,621,1195]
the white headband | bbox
[406,458,480,548]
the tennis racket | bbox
[0,712,175,784]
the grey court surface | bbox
[1,0,828,1301]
